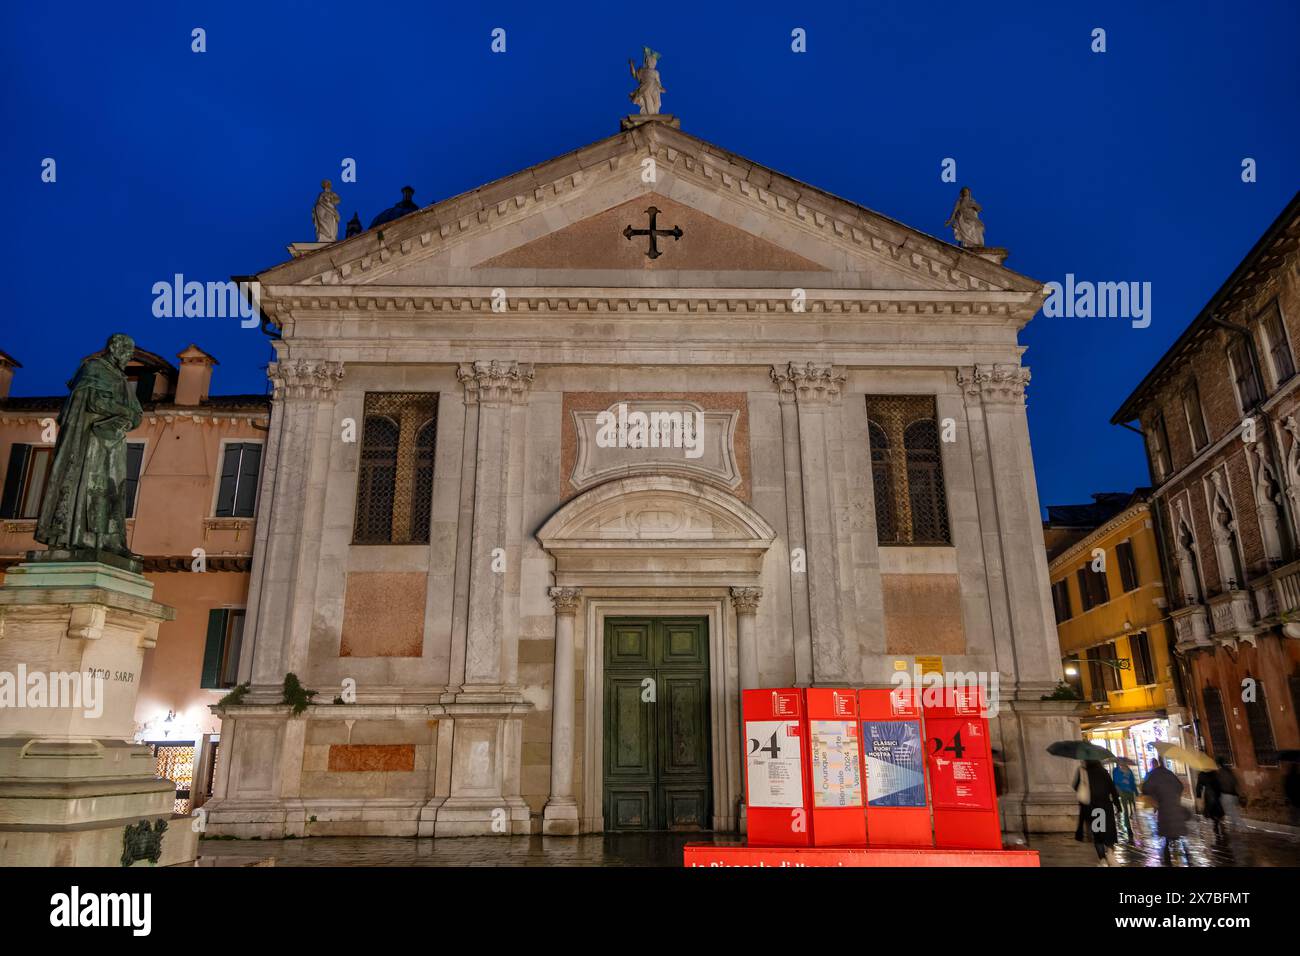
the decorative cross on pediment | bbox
[623,205,682,260]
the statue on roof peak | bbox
[628,47,665,116]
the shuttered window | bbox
[1129,631,1156,685]
[1228,338,1263,410]
[124,442,144,519]
[0,444,54,519]
[215,443,262,518]
[1244,679,1278,767]
[200,608,246,689]
[1116,540,1139,592]
[1201,687,1234,767]
[1260,300,1295,384]
[1051,579,1072,623]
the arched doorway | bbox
[536,475,776,832]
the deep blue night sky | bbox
[3,1,1297,510]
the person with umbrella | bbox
[1073,758,1121,865]
[1047,741,1123,864]
[1141,757,1189,864]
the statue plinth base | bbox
[0,559,197,866]
[621,114,680,131]
[287,240,334,258]
[23,546,143,578]
[966,246,1009,266]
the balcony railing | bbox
[1272,559,1300,618]
[1170,604,1212,651]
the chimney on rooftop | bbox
[0,351,20,400]
[175,344,217,406]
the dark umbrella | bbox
[1047,740,1119,762]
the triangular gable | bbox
[478,194,827,272]
[260,123,1041,295]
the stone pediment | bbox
[260,123,1042,299]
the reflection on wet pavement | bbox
[196,806,1300,867]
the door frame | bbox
[581,596,739,833]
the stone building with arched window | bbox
[202,113,1080,840]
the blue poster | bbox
[863,720,926,808]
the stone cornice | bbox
[259,286,1036,328]
[958,363,1031,405]
[457,360,534,405]
[1047,501,1152,574]
[267,359,345,401]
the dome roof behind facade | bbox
[368,186,419,229]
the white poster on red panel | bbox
[745,719,804,808]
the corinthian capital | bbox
[267,359,345,401]
[547,586,582,615]
[729,586,763,613]
[770,362,845,405]
[957,363,1030,405]
[458,360,535,405]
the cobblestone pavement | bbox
[197,807,1300,867]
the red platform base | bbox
[683,843,1040,868]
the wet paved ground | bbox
[1028,805,1300,867]
[198,806,1300,867]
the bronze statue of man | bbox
[35,333,142,559]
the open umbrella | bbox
[1153,741,1217,771]
[1046,740,1119,762]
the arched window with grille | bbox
[865,395,952,545]
[354,415,399,543]
[869,421,897,543]
[904,418,950,544]
[352,392,439,544]
[411,418,437,544]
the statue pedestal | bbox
[0,560,199,866]
[621,114,680,131]
[967,246,1009,266]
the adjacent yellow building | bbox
[1045,491,1191,765]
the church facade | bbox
[204,117,1079,839]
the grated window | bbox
[353,393,439,544]
[865,395,951,545]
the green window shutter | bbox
[124,443,144,519]
[0,444,31,519]
[233,444,261,517]
[200,609,229,689]
[215,445,242,517]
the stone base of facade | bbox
[542,799,579,835]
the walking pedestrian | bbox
[1073,759,1121,865]
[1217,759,1243,830]
[1141,757,1189,864]
[1195,765,1226,837]
[1112,759,1139,839]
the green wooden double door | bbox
[603,617,712,831]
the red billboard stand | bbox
[859,687,933,847]
[805,688,866,846]
[923,685,1002,850]
[742,688,812,846]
